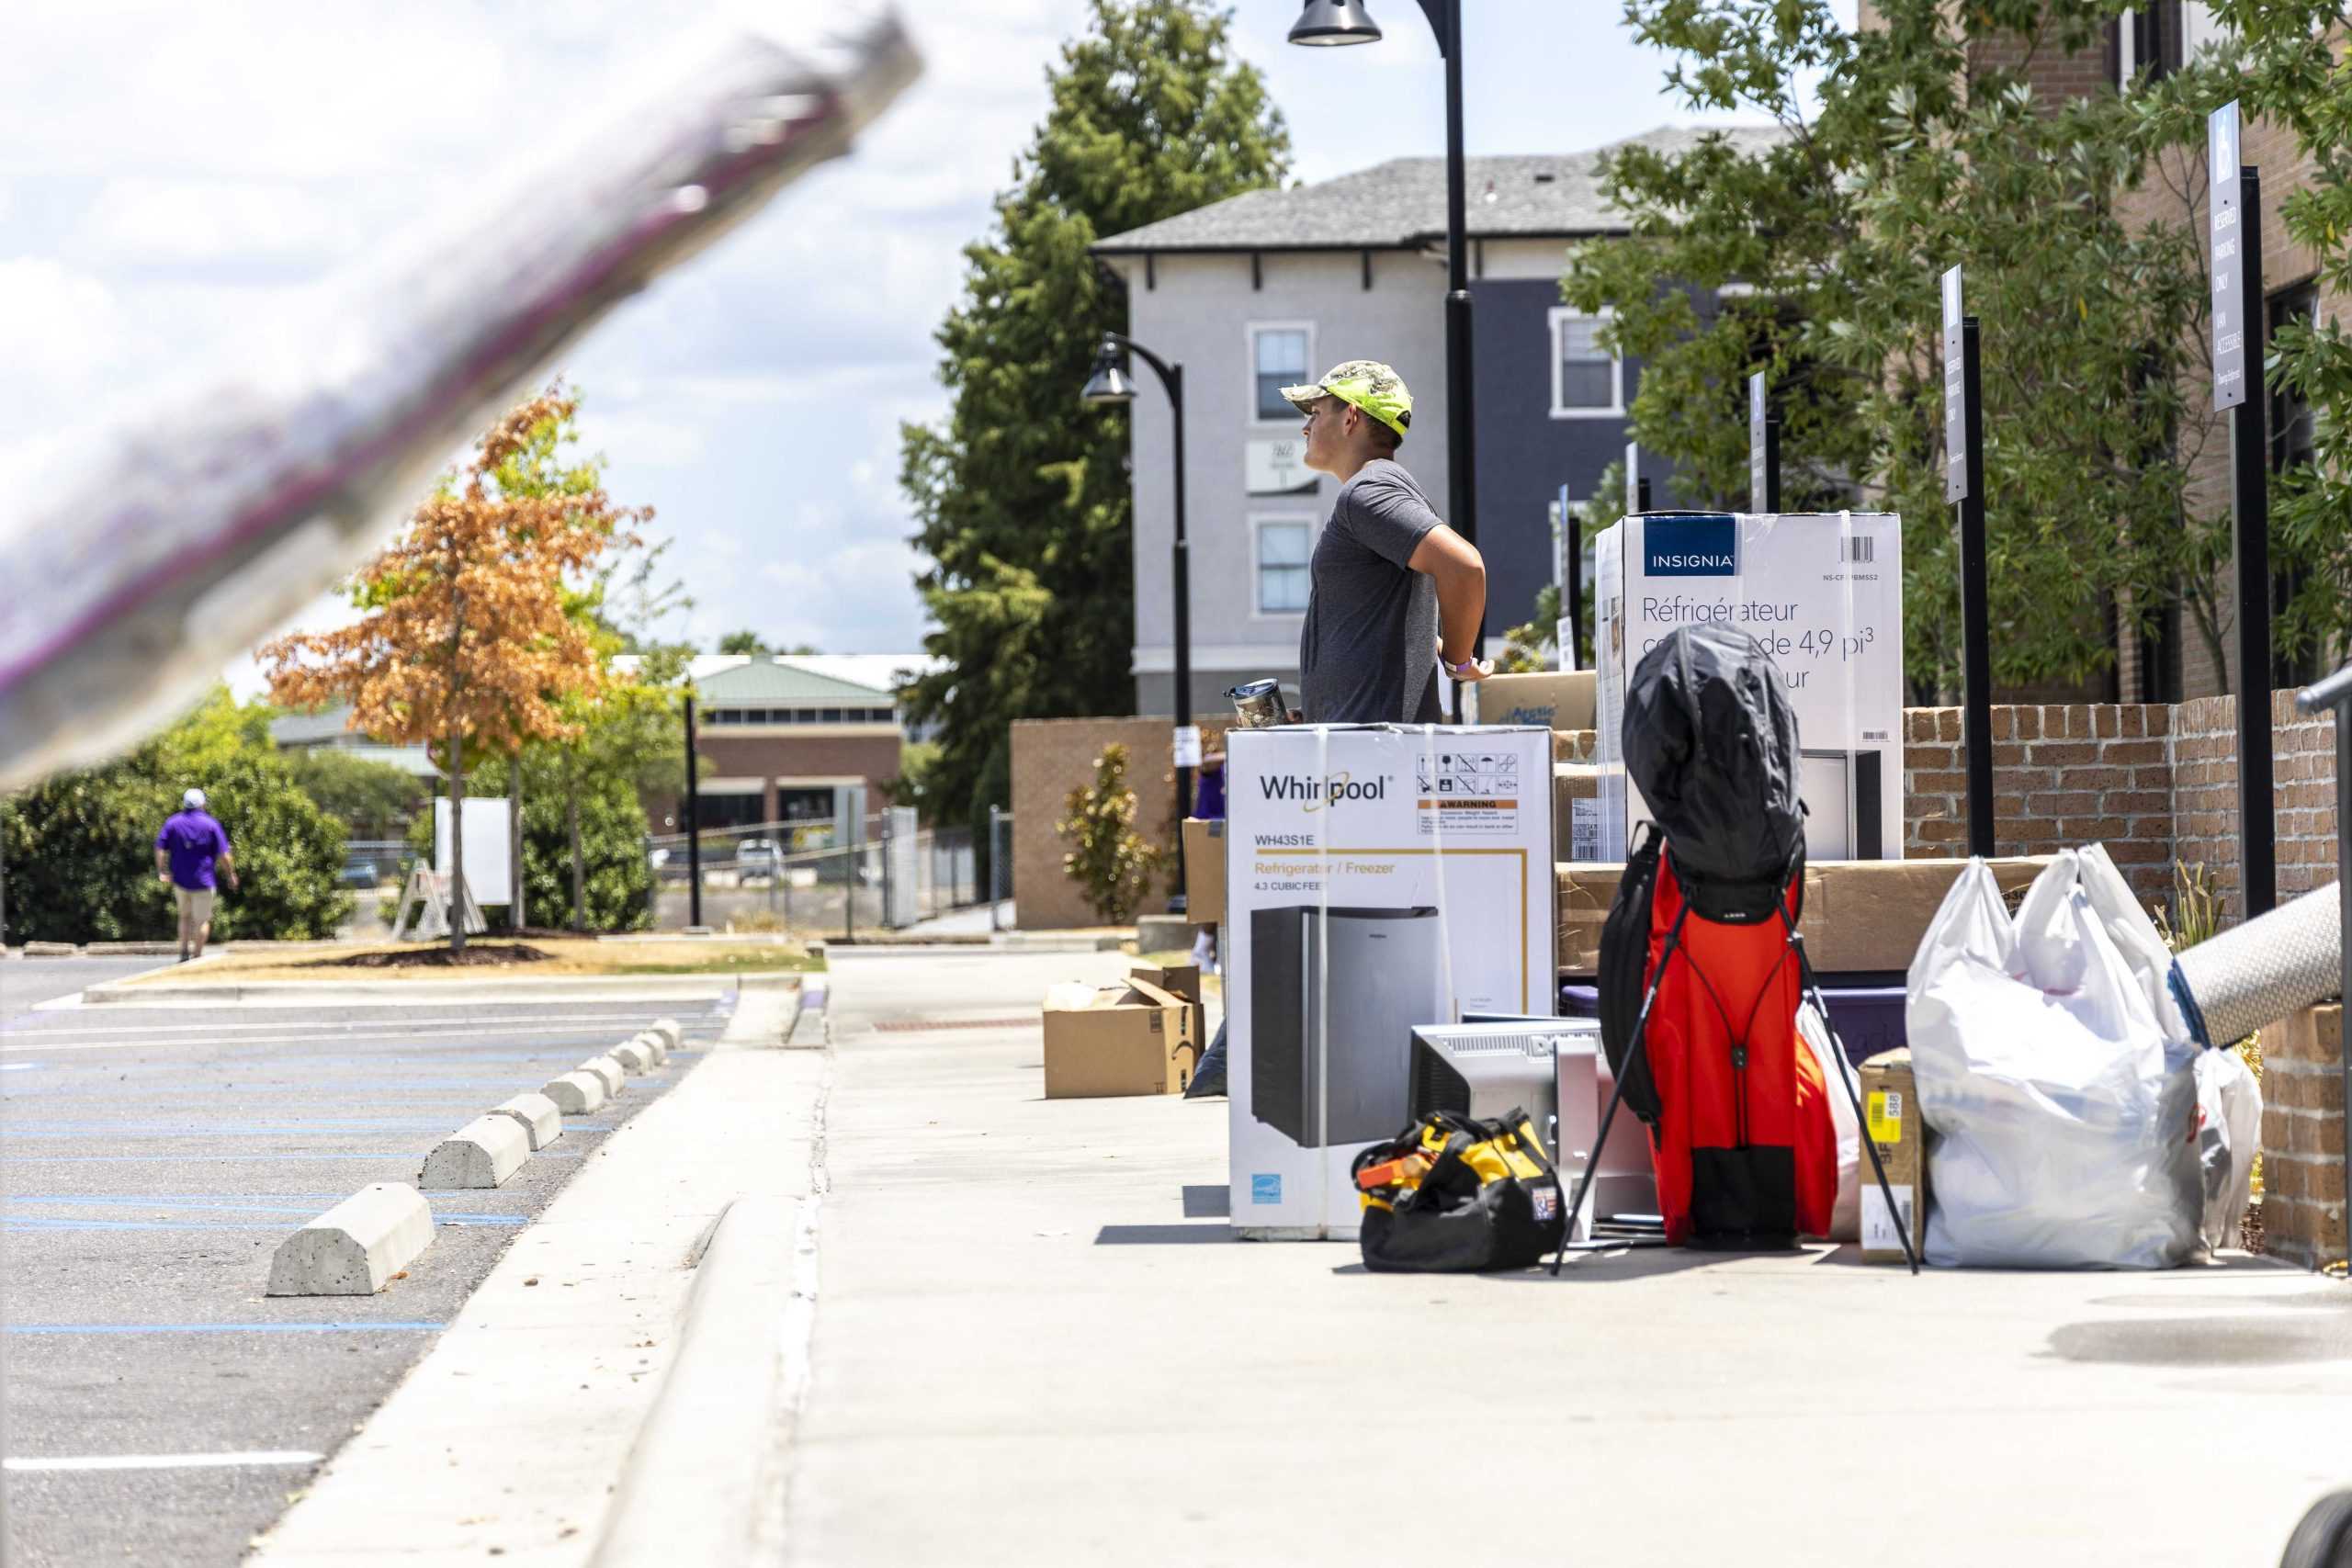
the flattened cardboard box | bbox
[1477,670,1596,733]
[1182,818,1227,927]
[1555,856,2051,976]
[1859,1048,1928,1262]
[1041,976,1199,1099]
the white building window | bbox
[1255,517,1313,615]
[1251,323,1313,422]
[2116,2,2221,89]
[1550,308,1623,418]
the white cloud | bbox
[74,177,363,268]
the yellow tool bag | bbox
[1351,1109,1566,1272]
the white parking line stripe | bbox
[5,1450,323,1472]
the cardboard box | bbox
[1593,513,1904,863]
[1555,855,2050,976]
[1042,975,1200,1099]
[1130,961,1207,1061]
[1478,670,1596,732]
[1554,728,1598,765]
[1859,1048,1928,1262]
[1554,764,1603,862]
[1181,818,1227,927]
[1226,724,1556,1238]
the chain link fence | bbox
[645,812,985,937]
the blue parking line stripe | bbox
[7,1323,447,1336]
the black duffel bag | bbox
[1351,1109,1567,1273]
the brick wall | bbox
[1010,716,1229,931]
[2259,1005,2345,1269]
[1902,704,2177,897]
[2168,690,2341,921]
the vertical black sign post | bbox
[1748,370,1781,513]
[683,694,703,930]
[2211,100,2276,919]
[1944,265,1995,858]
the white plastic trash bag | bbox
[1905,846,2202,1269]
[2193,1048,2262,1253]
[1795,1002,1860,1242]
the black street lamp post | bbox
[1292,0,1477,718]
[1083,332,1193,910]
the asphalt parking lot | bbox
[0,970,726,1567]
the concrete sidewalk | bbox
[783,949,2352,1568]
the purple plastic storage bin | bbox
[1558,979,1908,1067]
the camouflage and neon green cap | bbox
[1280,359,1412,440]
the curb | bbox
[266,1184,434,1295]
[78,973,793,1007]
[588,1193,800,1568]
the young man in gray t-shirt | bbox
[1281,359,1491,723]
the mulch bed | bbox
[301,943,553,970]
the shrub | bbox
[1056,745,1165,925]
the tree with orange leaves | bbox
[262,386,640,950]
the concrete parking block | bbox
[420,1114,530,1190]
[266,1183,434,1296]
[631,1030,669,1066]
[23,942,77,957]
[648,1017,683,1053]
[489,1091,563,1150]
[543,1070,608,1114]
[611,1040,653,1073]
[580,1055,627,1096]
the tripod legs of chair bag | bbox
[1783,919,1919,1276]
[1552,902,1691,1274]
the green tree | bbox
[2,690,352,943]
[2222,1,2352,668]
[284,750,427,840]
[900,0,1290,849]
[1568,0,2233,697]
[718,629,772,655]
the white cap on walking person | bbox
[184,787,206,808]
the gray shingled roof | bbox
[1093,124,1786,253]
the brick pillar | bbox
[2258,1004,2346,1269]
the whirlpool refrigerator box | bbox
[1224,725,1556,1238]
[1593,512,1904,863]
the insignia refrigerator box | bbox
[1225,725,1555,1239]
[1593,512,1904,863]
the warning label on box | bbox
[1413,751,1521,835]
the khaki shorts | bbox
[175,886,217,926]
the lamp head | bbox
[1080,338,1136,405]
[1288,0,1383,45]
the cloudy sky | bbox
[0,0,1850,691]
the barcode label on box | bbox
[1570,798,1600,860]
[1867,1089,1904,1144]
[1860,1184,1915,1252]
[1842,536,1875,562]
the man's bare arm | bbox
[1408,524,1491,679]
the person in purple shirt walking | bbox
[154,788,238,962]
